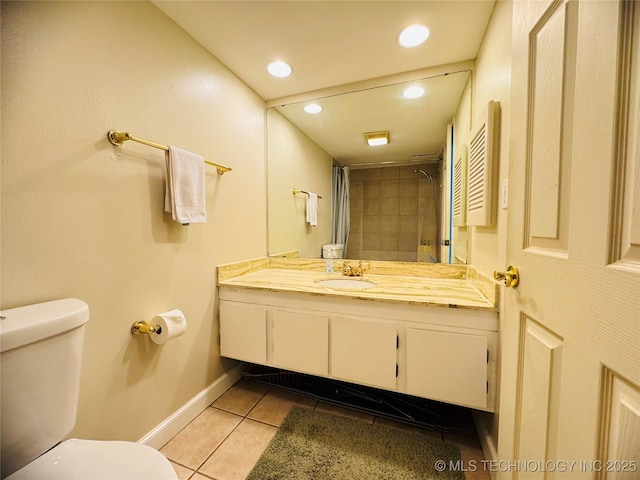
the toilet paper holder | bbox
[130,309,186,344]
[131,320,162,336]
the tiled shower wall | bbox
[347,163,440,261]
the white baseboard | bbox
[138,362,244,449]
[472,411,498,480]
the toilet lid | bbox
[6,439,177,480]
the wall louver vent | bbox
[466,101,500,226]
[453,145,467,226]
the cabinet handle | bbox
[396,363,399,378]
[396,335,399,349]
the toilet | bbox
[0,298,177,480]
[322,243,344,259]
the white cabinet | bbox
[218,287,497,411]
[272,310,328,376]
[406,328,488,409]
[219,301,266,364]
[330,316,397,390]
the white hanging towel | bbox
[306,192,318,227]
[165,146,206,225]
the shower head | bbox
[413,169,433,179]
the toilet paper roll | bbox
[150,309,187,345]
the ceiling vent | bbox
[409,153,440,164]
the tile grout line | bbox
[192,408,244,472]
[193,388,325,478]
[190,386,275,478]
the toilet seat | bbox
[6,438,177,480]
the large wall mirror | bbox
[267,69,470,263]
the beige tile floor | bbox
[161,378,490,480]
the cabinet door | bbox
[272,310,328,376]
[406,328,487,409]
[330,317,397,390]
[219,301,266,364]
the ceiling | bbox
[153,1,496,165]
[273,71,471,166]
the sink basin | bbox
[317,278,376,290]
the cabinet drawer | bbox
[219,301,266,364]
[406,328,487,409]
[330,317,397,390]
[272,310,328,376]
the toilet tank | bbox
[0,298,89,478]
[322,243,344,259]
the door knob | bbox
[494,265,520,288]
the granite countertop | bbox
[217,257,498,311]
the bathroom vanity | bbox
[217,257,499,412]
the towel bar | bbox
[293,189,322,199]
[107,130,232,175]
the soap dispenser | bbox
[326,257,334,273]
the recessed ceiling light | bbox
[398,25,430,48]
[364,131,390,147]
[304,104,323,114]
[403,86,425,99]
[267,61,292,78]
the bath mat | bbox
[246,406,465,480]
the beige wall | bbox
[469,0,512,277]
[451,1,511,275]
[454,0,513,453]
[267,108,333,258]
[1,1,266,442]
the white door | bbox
[499,1,640,479]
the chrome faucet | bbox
[342,260,369,276]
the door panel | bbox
[406,328,488,409]
[500,1,640,477]
[526,1,576,252]
[219,301,266,364]
[569,0,626,265]
[330,316,397,390]
[612,1,640,268]
[271,310,328,376]
[516,318,563,480]
[599,372,640,480]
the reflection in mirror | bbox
[348,163,441,262]
[267,70,471,263]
